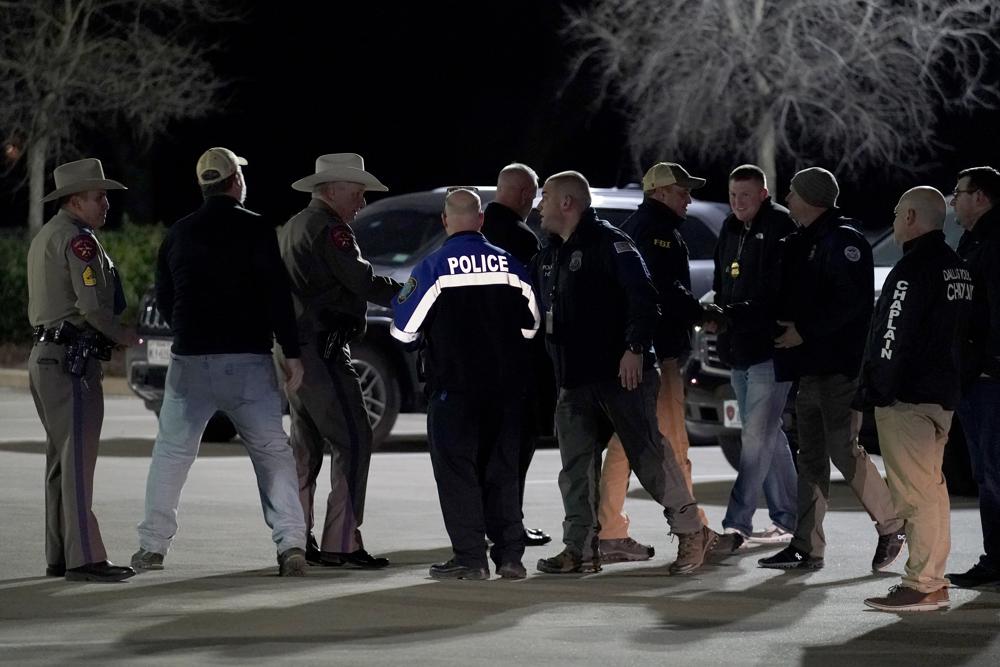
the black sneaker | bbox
[429,559,489,580]
[946,563,1000,588]
[758,546,824,570]
[872,530,906,572]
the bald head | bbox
[545,171,592,208]
[899,187,947,229]
[495,163,539,219]
[893,186,947,245]
[442,188,483,235]
[538,171,592,240]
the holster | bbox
[317,312,363,360]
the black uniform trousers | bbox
[427,388,526,569]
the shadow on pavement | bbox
[0,438,248,457]
[801,592,1000,666]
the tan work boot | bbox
[669,526,720,575]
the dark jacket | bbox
[156,195,300,358]
[620,198,704,359]
[482,201,540,266]
[774,209,873,380]
[856,230,973,410]
[531,208,658,388]
[390,231,538,393]
[482,200,554,433]
[957,205,1000,382]
[713,198,797,369]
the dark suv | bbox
[126,186,729,445]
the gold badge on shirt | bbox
[82,266,97,286]
[729,261,741,278]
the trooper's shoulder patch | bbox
[82,265,97,286]
[397,276,417,304]
[330,224,355,251]
[70,234,98,261]
[844,245,861,262]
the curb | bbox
[0,368,134,397]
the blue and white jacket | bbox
[391,231,539,393]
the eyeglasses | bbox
[446,186,480,194]
[952,188,979,198]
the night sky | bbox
[3,1,999,231]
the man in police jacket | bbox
[857,187,972,611]
[761,167,905,572]
[392,188,539,580]
[531,170,723,576]
[946,166,1000,589]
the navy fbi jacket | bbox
[390,231,539,393]
[531,208,659,389]
[774,209,873,381]
[856,230,973,410]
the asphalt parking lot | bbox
[0,388,998,666]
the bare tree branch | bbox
[0,0,244,232]
[563,0,1000,190]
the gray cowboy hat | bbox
[41,158,127,202]
[291,153,388,193]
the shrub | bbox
[0,219,165,345]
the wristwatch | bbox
[627,342,645,354]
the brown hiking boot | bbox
[536,548,601,574]
[669,526,720,575]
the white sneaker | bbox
[747,524,793,545]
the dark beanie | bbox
[790,167,839,208]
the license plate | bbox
[146,339,172,366]
[722,399,742,428]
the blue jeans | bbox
[956,377,1000,572]
[137,353,306,555]
[722,360,797,536]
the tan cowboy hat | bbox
[41,158,127,202]
[291,153,388,193]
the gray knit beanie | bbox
[790,167,839,208]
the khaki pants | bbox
[278,342,373,554]
[29,342,108,570]
[876,402,952,593]
[599,359,707,539]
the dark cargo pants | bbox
[792,373,903,557]
[554,374,703,555]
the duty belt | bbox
[32,324,77,344]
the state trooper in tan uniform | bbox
[27,158,139,582]
[276,153,401,568]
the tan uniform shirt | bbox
[27,209,129,344]
[277,199,400,341]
